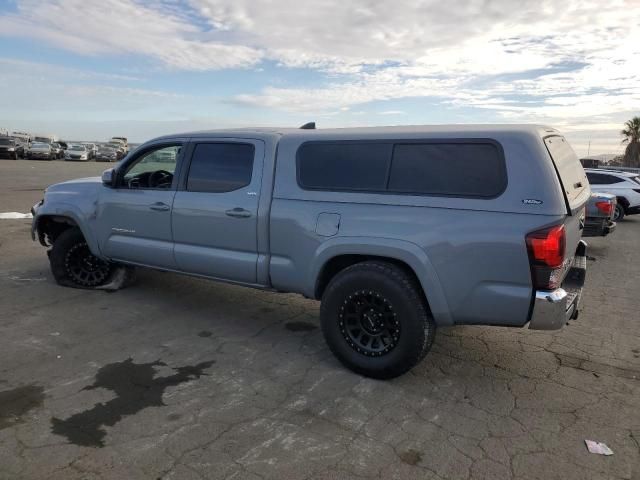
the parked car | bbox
[64,144,90,161]
[585,168,640,221]
[31,125,589,379]
[33,135,57,144]
[107,142,126,159]
[111,137,129,153]
[11,131,32,144]
[83,143,97,159]
[584,193,616,237]
[26,142,54,160]
[50,142,64,159]
[0,136,26,159]
[95,144,118,162]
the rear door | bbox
[544,136,590,259]
[172,139,264,284]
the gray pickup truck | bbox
[31,125,590,378]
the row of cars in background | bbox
[583,168,640,237]
[0,135,129,162]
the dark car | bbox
[95,145,118,162]
[0,136,25,159]
[50,142,64,159]
[27,142,54,160]
[584,193,616,237]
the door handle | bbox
[149,202,170,212]
[225,207,252,218]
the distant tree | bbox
[621,116,640,167]
[607,155,624,167]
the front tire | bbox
[49,228,113,288]
[320,261,435,379]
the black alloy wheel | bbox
[64,241,112,287]
[339,289,400,356]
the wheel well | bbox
[616,197,630,210]
[315,254,430,307]
[36,215,79,246]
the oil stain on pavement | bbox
[0,384,45,429]
[51,358,214,447]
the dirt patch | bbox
[0,385,45,429]
[398,449,422,466]
[285,321,318,332]
[198,330,213,338]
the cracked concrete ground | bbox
[0,160,639,480]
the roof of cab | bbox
[154,124,560,142]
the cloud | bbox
[0,0,262,70]
[1,0,638,154]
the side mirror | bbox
[102,168,116,187]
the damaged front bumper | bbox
[30,199,43,241]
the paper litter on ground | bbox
[585,440,613,455]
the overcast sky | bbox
[0,0,638,155]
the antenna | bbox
[299,122,316,130]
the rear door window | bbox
[187,143,255,193]
[544,136,588,210]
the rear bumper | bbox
[584,219,616,237]
[528,240,587,330]
[604,221,616,235]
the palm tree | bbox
[621,116,640,167]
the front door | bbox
[96,142,184,268]
[172,140,264,283]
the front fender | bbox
[32,201,103,258]
[310,236,453,326]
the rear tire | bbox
[320,261,435,379]
[614,204,625,222]
[49,228,113,288]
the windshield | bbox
[69,145,85,151]
[32,143,48,148]
[0,138,13,145]
[34,137,50,143]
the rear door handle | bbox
[225,207,252,218]
[149,202,170,212]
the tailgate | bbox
[544,135,591,249]
[543,136,590,270]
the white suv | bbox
[585,169,640,221]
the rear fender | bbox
[311,237,453,326]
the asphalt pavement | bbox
[0,160,638,479]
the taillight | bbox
[526,225,566,290]
[595,201,614,215]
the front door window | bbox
[123,145,181,189]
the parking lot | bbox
[0,160,638,480]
